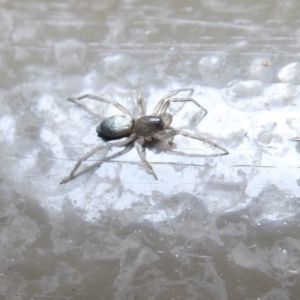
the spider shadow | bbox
[98,132,169,155]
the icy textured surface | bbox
[1,1,300,299]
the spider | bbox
[60,88,228,184]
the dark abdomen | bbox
[97,115,134,138]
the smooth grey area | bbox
[1,0,300,299]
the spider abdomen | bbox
[97,115,134,138]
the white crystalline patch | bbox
[198,55,222,77]
[199,55,220,67]
[226,80,266,100]
[82,70,98,90]
[39,127,67,158]
[278,62,300,83]
[54,39,86,71]
[102,54,129,77]
[34,95,68,123]
[262,82,300,106]
[246,167,300,222]
[143,209,168,223]
[0,115,15,142]
[103,54,123,65]
[36,95,54,112]
[18,152,36,171]
[96,162,123,181]
[222,80,300,111]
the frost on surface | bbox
[1,0,300,299]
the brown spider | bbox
[60,88,228,184]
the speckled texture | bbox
[1,1,300,299]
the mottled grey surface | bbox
[1,0,300,299]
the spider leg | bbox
[159,97,207,122]
[60,143,134,183]
[68,94,133,118]
[152,129,229,157]
[151,88,194,115]
[291,137,300,141]
[136,87,146,116]
[134,139,158,180]
[60,134,136,184]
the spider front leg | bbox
[68,94,133,119]
[159,97,207,123]
[152,129,229,157]
[60,134,136,184]
[151,88,194,115]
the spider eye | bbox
[155,117,162,126]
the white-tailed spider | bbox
[60,88,228,184]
